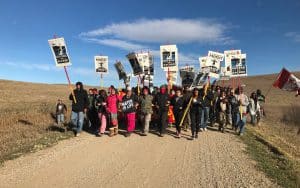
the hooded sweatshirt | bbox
[69,82,89,112]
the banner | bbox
[192,72,209,88]
[127,53,143,76]
[180,66,195,87]
[273,68,300,91]
[219,67,230,80]
[160,45,178,71]
[94,56,108,74]
[143,75,154,88]
[48,37,71,67]
[114,61,127,80]
[199,56,220,78]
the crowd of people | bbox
[56,81,266,139]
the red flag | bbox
[273,68,300,91]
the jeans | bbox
[232,112,240,129]
[201,107,210,129]
[141,113,151,133]
[71,111,84,133]
[57,114,64,124]
[238,114,247,134]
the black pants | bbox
[190,111,201,136]
[158,110,168,134]
[174,111,183,134]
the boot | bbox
[114,128,118,135]
[109,128,114,137]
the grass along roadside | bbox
[240,127,300,188]
[0,129,74,166]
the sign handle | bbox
[100,73,103,89]
[64,66,77,104]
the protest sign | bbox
[180,66,195,87]
[114,61,127,80]
[48,37,71,67]
[94,56,108,73]
[127,53,143,76]
[160,45,178,71]
[199,56,220,78]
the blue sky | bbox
[0,0,299,87]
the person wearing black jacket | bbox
[171,88,184,138]
[69,81,89,137]
[182,86,192,131]
[153,85,170,137]
[200,88,213,131]
[189,88,203,139]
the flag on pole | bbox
[273,68,300,91]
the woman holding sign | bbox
[121,87,139,137]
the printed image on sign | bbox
[127,53,143,76]
[48,37,71,67]
[180,66,195,87]
[199,56,220,78]
[143,75,154,88]
[192,72,209,88]
[230,54,247,77]
[224,50,242,76]
[220,67,230,80]
[160,45,178,71]
[94,56,108,73]
[114,61,127,80]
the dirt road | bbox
[0,128,277,188]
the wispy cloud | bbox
[83,38,147,51]
[79,18,234,50]
[285,32,300,43]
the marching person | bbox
[95,89,108,137]
[56,99,67,130]
[228,89,239,130]
[218,91,228,133]
[121,87,139,137]
[153,85,170,137]
[236,87,249,136]
[189,88,203,140]
[182,86,192,131]
[69,81,89,137]
[171,88,184,138]
[139,87,153,136]
[201,88,213,132]
[106,86,119,137]
[249,92,260,126]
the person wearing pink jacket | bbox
[106,86,119,137]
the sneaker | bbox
[200,128,204,132]
[204,128,207,131]
[76,133,80,137]
[140,132,147,136]
[239,133,244,136]
[195,134,198,139]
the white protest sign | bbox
[230,53,247,77]
[208,51,224,62]
[166,71,178,85]
[94,56,108,74]
[48,37,71,67]
[199,56,220,78]
[224,50,242,76]
[160,45,178,71]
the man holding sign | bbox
[69,82,89,137]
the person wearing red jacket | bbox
[106,86,119,137]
